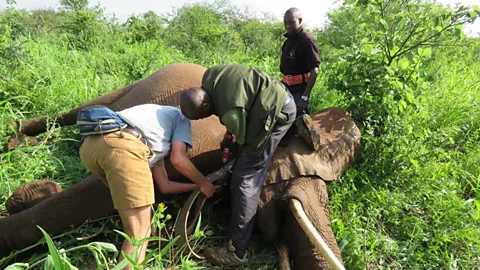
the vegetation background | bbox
[0,0,479,268]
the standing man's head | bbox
[284,7,302,36]
[180,87,213,120]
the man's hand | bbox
[220,133,234,150]
[198,180,215,198]
[220,132,234,163]
[296,99,308,115]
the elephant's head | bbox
[255,108,362,270]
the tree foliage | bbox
[59,0,89,11]
[322,0,480,135]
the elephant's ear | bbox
[263,108,362,186]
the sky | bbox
[0,0,479,36]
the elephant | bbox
[0,63,362,269]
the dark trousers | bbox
[229,93,296,257]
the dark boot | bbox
[204,240,248,266]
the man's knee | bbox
[118,205,152,237]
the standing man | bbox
[281,7,321,115]
[79,104,216,269]
[180,65,296,266]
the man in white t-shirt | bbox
[80,104,215,268]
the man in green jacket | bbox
[180,64,296,266]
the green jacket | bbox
[202,65,288,154]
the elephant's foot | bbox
[4,132,40,152]
[6,180,62,215]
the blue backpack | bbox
[76,105,128,135]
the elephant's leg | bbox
[15,63,206,136]
[0,174,114,257]
[14,83,135,136]
[283,177,343,270]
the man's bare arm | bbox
[151,165,198,194]
[303,67,319,98]
[170,141,215,197]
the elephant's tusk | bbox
[289,199,345,270]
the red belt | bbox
[282,73,310,86]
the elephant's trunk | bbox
[290,199,344,270]
[0,175,114,258]
[15,63,206,136]
[282,177,343,270]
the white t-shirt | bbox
[116,104,193,167]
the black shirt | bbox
[280,27,321,76]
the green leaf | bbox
[62,259,78,270]
[114,230,133,243]
[409,158,420,169]
[87,247,102,270]
[379,19,388,30]
[140,248,157,267]
[160,236,179,257]
[112,258,130,270]
[398,58,410,70]
[391,46,400,56]
[38,226,67,270]
[405,92,414,103]
[193,213,202,238]
[5,263,29,270]
[469,11,477,20]
[475,200,480,221]
[44,255,55,270]
[473,5,480,13]
[121,251,137,266]
[92,242,118,253]
[418,48,432,58]
[399,100,407,112]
